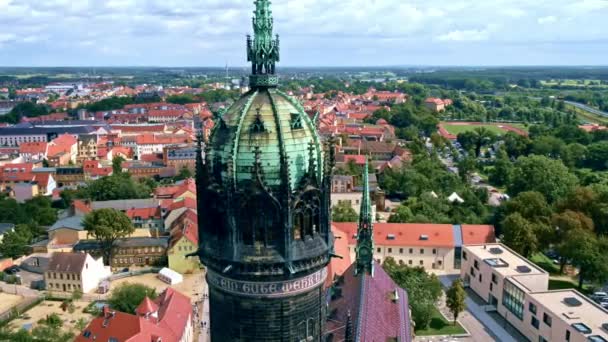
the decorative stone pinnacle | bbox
[247,0,280,87]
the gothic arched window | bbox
[240,194,280,247]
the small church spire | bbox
[355,158,374,276]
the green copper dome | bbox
[209,88,323,190]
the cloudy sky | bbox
[0,0,607,67]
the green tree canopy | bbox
[331,202,359,222]
[82,209,135,263]
[507,155,578,203]
[500,213,539,258]
[108,282,157,315]
[383,257,442,330]
[446,279,466,325]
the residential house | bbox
[163,145,197,174]
[425,98,453,112]
[333,223,495,273]
[77,134,98,162]
[37,215,89,253]
[47,133,78,166]
[126,207,164,234]
[168,210,200,274]
[135,134,192,159]
[18,142,48,162]
[45,252,111,293]
[75,288,193,342]
[154,178,196,200]
[73,237,169,271]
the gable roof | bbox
[47,252,87,273]
[75,288,192,342]
[327,261,411,341]
[333,222,455,247]
[48,215,84,232]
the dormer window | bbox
[251,113,266,133]
[290,113,303,130]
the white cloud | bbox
[437,28,490,42]
[0,0,605,65]
[538,15,557,24]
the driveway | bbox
[439,275,520,342]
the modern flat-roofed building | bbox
[461,243,608,342]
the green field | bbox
[416,306,467,336]
[442,123,527,135]
[541,79,608,89]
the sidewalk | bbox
[439,275,518,342]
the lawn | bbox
[548,278,593,295]
[415,306,467,336]
[442,124,507,136]
[530,253,560,274]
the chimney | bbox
[102,305,110,318]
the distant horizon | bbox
[1,64,608,70]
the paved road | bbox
[439,275,519,342]
[565,101,608,118]
[195,271,210,342]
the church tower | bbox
[195,1,334,340]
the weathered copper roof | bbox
[209,87,324,190]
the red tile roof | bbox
[327,261,411,341]
[460,224,495,244]
[342,155,366,165]
[135,297,159,316]
[136,134,191,145]
[0,163,35,182]
[76,288,192,342]
[126,207,161,220]
[19,142,47,154]
[333,222,456,247]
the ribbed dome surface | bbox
[209,88,323,190]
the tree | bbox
[500,213,539,258]
[0,224,33,258]
[82,209,135,263]
[175,166,193,181]
[585,141,608,171]
[457,150,477,182]
[112,155,125,175]
[23,196,57,226]
[560,229,608,289]
[331,202,359,222]
[489,148,513,186]
[383,257,442,330]
[108,283,157,314]
[507,155,578,203]
[445,279,466,325]
[388,205,414,223]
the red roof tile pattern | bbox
[126,207,161,220]
[327,262,411,341]
[461,224,496,244]
[19,142,48,154]
[333,222,456,247]
[76,288,192,342]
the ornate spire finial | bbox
[307,140,317,182]
[355,158,374,276]
[247,0,280,88]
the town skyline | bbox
[0,0,607,67]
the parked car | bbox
[4,265,19,275]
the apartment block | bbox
[462,244,608,342]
